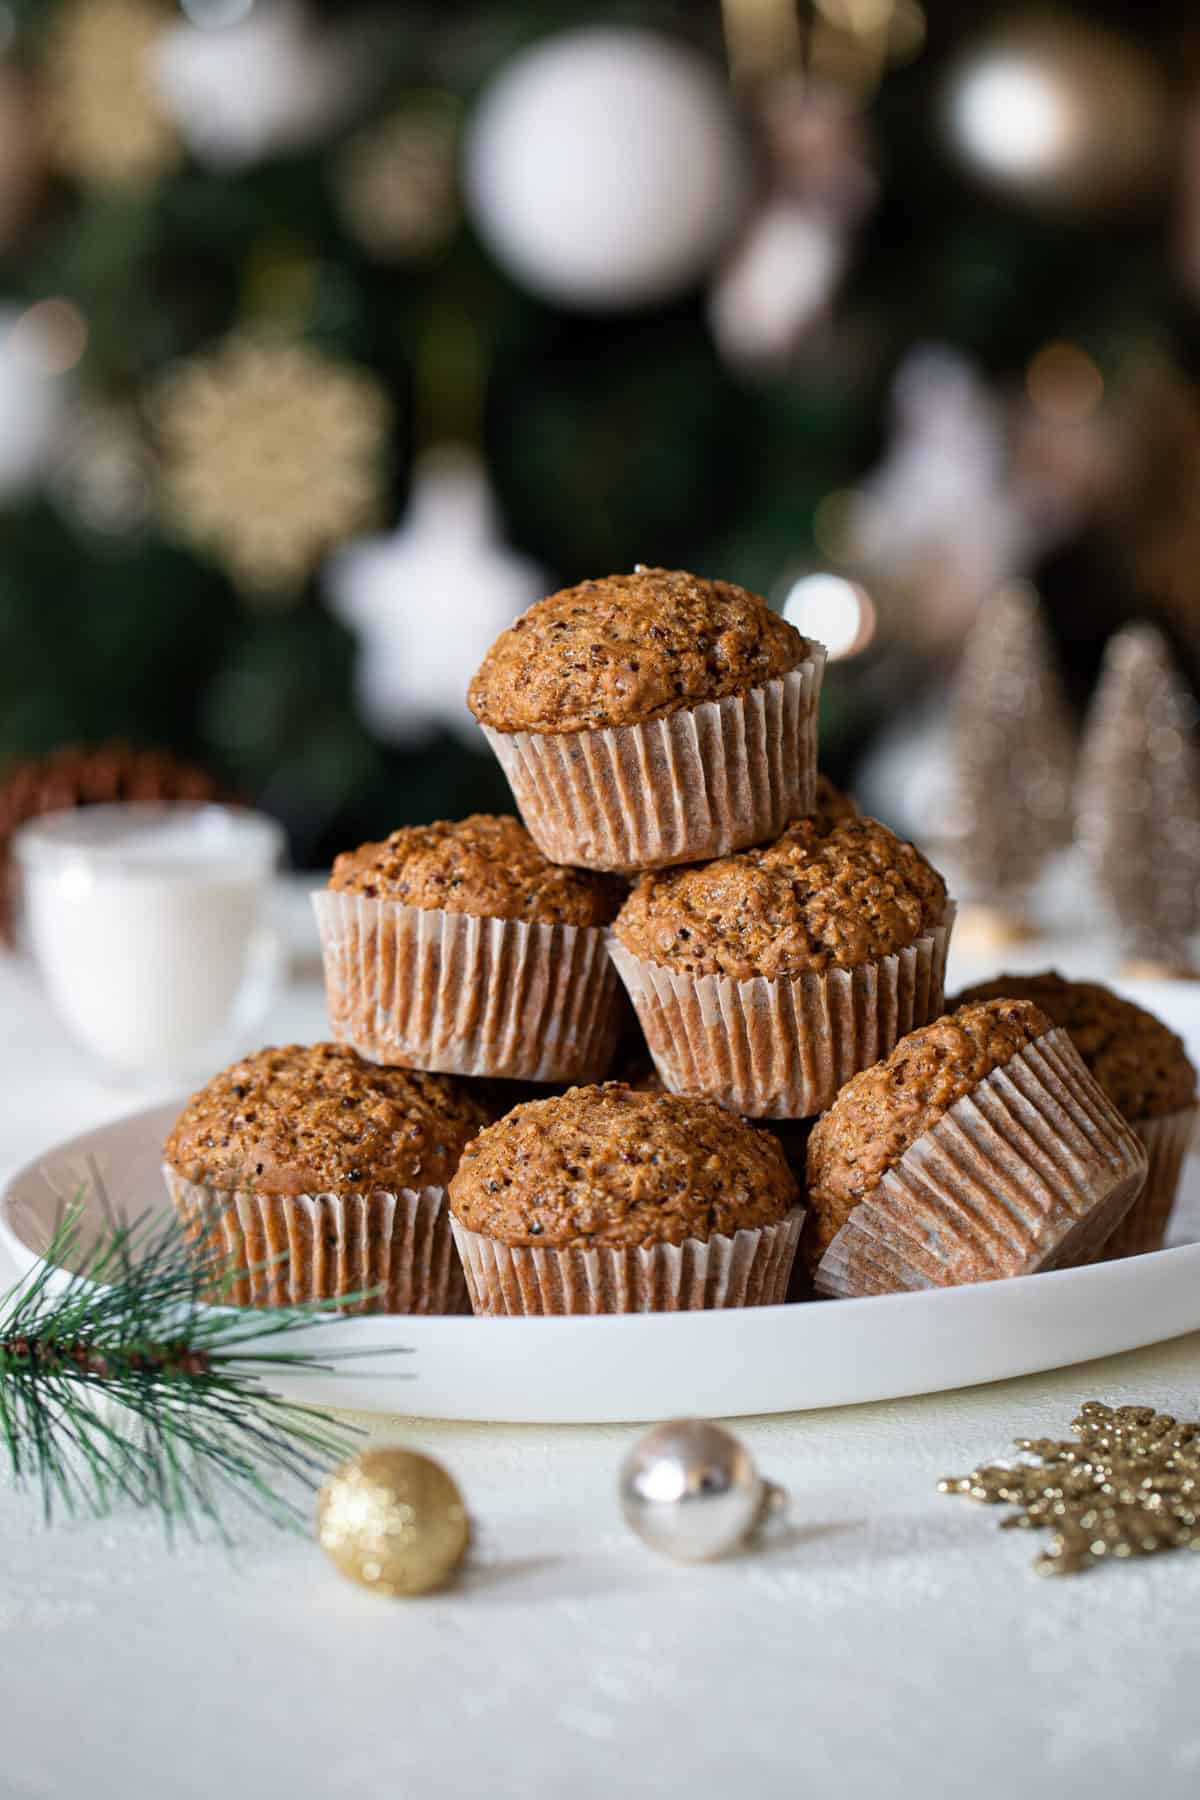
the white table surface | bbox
[3,878,1200,1800]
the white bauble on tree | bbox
[325,446,545,747]
[151,0,365,172]
[465,27,750,311]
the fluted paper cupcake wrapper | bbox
[813,1029,1148,1298]
[480,655,825,874]
[449,1207,804,1315]
[163,1168,468,1314]
[1097,1104,1196,1260]
[312,892,624,1082]
[608,907,955,1120]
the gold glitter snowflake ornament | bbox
[44,0,180,190]
[941,1400,1200,1576]
[336,98,461,261]
[153,334,390,595]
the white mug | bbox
[14,802,285,1082]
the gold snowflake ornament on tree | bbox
[941,1401,1200,1576]
[336,96,461,261]
[43,0,180,190]
[153,334,390,595]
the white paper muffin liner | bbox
[312,892,624,1082]
[608,906,955,1119]
[163,1167,468,1314]
[1097,1104,1196,1260]
[480,654,825,873]
[813,1029,1148,1298]
[450,1206,804,1315]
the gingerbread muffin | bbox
[805,1000,1147,1298]
[608,813,954,1117]
[953,972,1196,1257]
[313,814,626,1083]
[163,1043,490,1313]
[468,567,825,871]
[448,1082,803,1314]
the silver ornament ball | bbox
[619,1419,783,1562]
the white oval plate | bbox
[3,1098,1200,1422]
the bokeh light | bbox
[783,572,877,659]
[945,22,1165,210]
[949,56,1075,183]
[8,299,88,376]
[1026,342,1104,424]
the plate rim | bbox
[5,1093,1200,1327]
[5,1096,1200,1422]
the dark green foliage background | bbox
[0,0,1186,863]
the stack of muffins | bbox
[163,567,1190,1319]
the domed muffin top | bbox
[164,1043,489,1196]
[803,999,1053,1269]
[467,567,812,735]
[951,971,1196,1121]
[449,1081,797,1250]
[612,813,947,980]
[328,813,624,928]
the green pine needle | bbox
[0,1186,404,1538]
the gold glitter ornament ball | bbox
[317,1449,470,1597]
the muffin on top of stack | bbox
[164,565,1172,1317]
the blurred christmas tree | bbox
[0,0,1195,865]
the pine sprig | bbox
[0,1189,401,1536]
